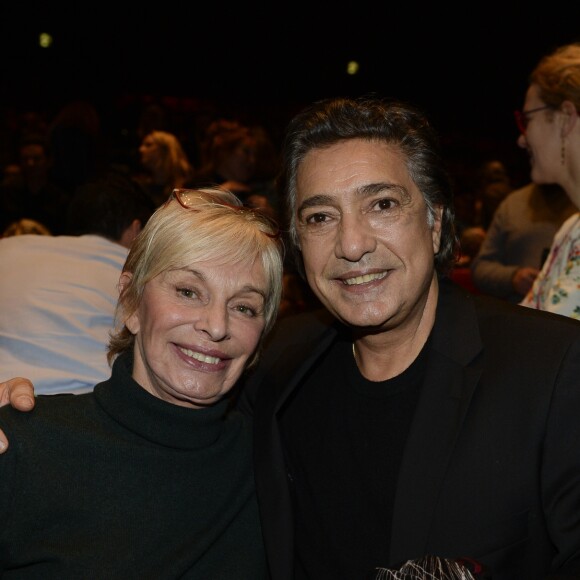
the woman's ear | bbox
[560,100,578,137]
[118,272,133,295]
[119,219,142,249]
[118,272,139,335]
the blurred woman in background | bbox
[517,42,580,319]
[135,130,195,207]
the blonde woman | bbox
[0,188,282,578]
[136,130,195,206]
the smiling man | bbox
[239,96,580,579]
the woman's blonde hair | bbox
[108,188,284,369]
[2,218,52,237]
[146,130,194,188]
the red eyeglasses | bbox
[514,105,552,135]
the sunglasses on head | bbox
[167,188,281,240]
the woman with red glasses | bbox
[516,42,580,319]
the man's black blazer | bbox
[240,277,580,579]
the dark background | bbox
[1,1,579,187]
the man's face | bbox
[295,138,442,331]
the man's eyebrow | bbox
[359,182,410,201]
[297,194,335,215]
[297,183,411,216]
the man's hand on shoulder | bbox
[0,377,36,453]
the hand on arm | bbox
[511,267,539,297]
[0,377,36,453]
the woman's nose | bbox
[194,303,230,342]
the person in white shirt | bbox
[0,172,154,394]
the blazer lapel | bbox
[389,281,484,563]
[254,320,338,580]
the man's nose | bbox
[335,212,377,262]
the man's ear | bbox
[432,205,444,255]
[119,219,142,249]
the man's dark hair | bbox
[65,171,156,241]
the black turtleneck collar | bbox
[93,352,231,450]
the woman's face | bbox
[517,84,564,186]
[124,258,268,408]
[139,135,160,169]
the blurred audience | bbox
[134,129,195,207]
[471,182,576,302]
[449,226,487,294]
[478,159,512,185]
[472,159,514,230]
[193,119,280,217]
[194,119,256,196]
[278,271,309,319]
[476,180,514,230]
[0,133,72,234]
[452,158,514,245]
[247,124,282,213]
[196,119,278,198]
[1,162,21,184]
[136,102,169,142]
[3,217,52,237]
[47,99,106,196]
[0,172,155,394]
